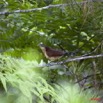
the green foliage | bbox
[0,0,103,102]
[0,1,103,53]
[0,54,57,103]
[55,81,98,103]
[4,47,41,61]
[0,54,99,103]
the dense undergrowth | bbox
[0,54,99,103]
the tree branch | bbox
[0,4,67,15]
[46,54,103,66]
[0,0,103,15]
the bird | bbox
[38,43,71,61]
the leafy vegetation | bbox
[0,54,98,103]
[0,0,103,102]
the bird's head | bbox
[38,43,45,47]
[38,43,47,52]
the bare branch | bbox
[46,54,103,66]
[0,0,103,15]
[67,54,103,62]
[0,4,67,15]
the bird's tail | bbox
[64,49,79,57]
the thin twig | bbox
[0,0,102,15]
[75,73,100,83]
[81,40,103,56]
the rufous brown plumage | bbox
[39,43,68,61]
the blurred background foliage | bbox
[0,0,103,102]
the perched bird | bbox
[39,43,71,61]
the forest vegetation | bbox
[0,0,103,103]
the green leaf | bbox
[0,73,7,92]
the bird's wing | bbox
[46,47,65,57]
